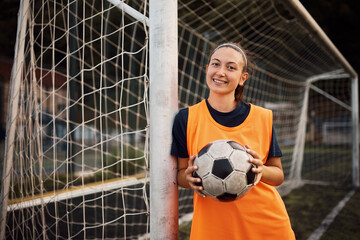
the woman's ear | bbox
[239,72,248,86]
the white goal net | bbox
[1,0,358,239]
[1,0,150,239]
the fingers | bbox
[187,155,196,167]
[184,155,197,175]
[186,155,206,197]
[245,145,261,160]
[248,157,263,168]
[246,146,263,185]
[251,167,263,185]
[253,173,262,186]
[189,176,206,197]
[249,160,263,185]
[246,146,262,166]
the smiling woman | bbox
[206,44,249,112]
[172,42,295,240]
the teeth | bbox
[213,79,226,84]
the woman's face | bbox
[206,47,248,98]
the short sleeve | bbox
[268,126,282,158]
[170,108,189,158]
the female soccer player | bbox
[171,42,295,239]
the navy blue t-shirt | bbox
[171,100,282,159]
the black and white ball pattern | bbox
[193,139,257,202]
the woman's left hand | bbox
[245,145,263,185]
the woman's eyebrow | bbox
[210,58,220,62]
[211,58,237,64]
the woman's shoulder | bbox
[249,103,273,115]
[175,107,189,118]
[173,107,189,127]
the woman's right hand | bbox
[185,156,206,197]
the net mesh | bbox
[1,0,356,239]
[3,0,150,239]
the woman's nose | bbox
[217,66,226,76]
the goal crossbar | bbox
[107,0,149,26]
[7,175,148,211]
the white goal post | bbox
[149,0,179,239]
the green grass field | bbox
[319,188,360,240]
[179,184,360,240]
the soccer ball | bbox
[193,139,257,202]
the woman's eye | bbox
[211,62,219,66]
[228,66,235,70]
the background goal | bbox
[1,0,358,239]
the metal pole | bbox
[149,0,178,239]
[289,82,309,185]
[351,76,359,187]
[68,0,78,183]
[107,0,149,26]
[0,0,29,238]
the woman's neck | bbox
[207,94,237,113]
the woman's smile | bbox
[212,78,227,84]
